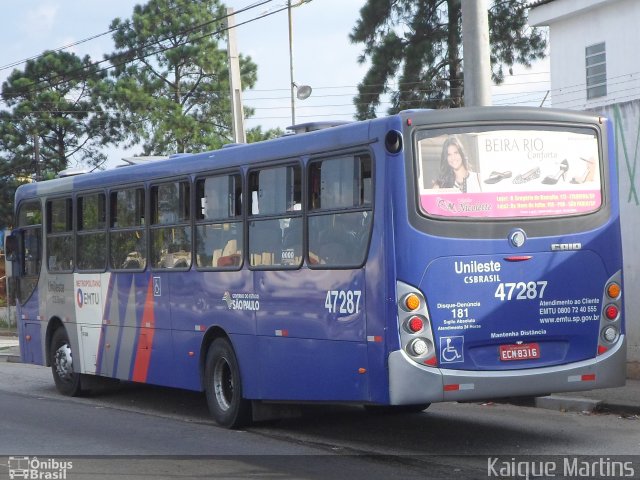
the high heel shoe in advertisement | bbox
[483,171,512,184]
[512,167,540,184]
[571,157,595,184]
[541,159,569,185]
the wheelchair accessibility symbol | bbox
[440,336,464,364]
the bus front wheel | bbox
[204,338,251,428]
[50,328,82,396]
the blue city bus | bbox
[6,107,625,428]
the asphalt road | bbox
[0,362,638,479]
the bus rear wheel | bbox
[50,328,82,396]
[204,338,251,428]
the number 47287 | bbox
[324,290,362,314]
[494,281,548,301]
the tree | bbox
[0,174,24,229]
[350,0,547,118]
[108,0,271,154]
[0,50,114,228]
[0,50,113,175]
[246,125,284,144]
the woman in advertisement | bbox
[433,136,482,193]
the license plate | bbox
[499,343,540,361]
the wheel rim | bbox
[54,343,74,383]
[213,356,234,412]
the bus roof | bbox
[14,106,603,204]
[14,114,383,203]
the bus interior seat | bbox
[216,238,241,267]
[249,222,281,265]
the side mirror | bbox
[5,235,17,262]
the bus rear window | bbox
[415,129,601,218]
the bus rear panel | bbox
[387,108,625,405]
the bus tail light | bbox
[410,338,430,356]
[597,272,623,355]
[397,281,437,367]
[604,305,619,320]
[602,326,619,343]
[407,316,424,333]
[404,293,421,311]
[606,282,621,299]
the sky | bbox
[0,0,549,168]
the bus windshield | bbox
[415,128,601,218]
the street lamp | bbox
[288,0,312,126]
[294,83,312,100]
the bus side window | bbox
[77,193,106,271]
[308,154,373,267]
[248,164,302,268]
[46,198,74,272]
[195,173,243,270]
[150,181,192,270]
[23,229,42,277]
[13,200,42,305]
[109,187,146,271]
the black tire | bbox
[365,403,430,415]
[204,338,251,428]
[50,328,82,396]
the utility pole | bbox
[33,134,41,181]
[226,8,246,143]
[288,0,296,126]
[461,0,492,106]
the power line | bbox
[0,5,556,113]
[11,71,640,118]
[0,30,117,73]
[0,0,276,105]
[0,1,271,74]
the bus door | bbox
[7,201,44,364]
[45,197,83,368]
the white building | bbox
[530,0,640,378]
[529,0,640,109]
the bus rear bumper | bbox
[388,336,627,405]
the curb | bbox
[533,394,640,416]
[0,353,20,363]
[535,395,601,413]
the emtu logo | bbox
[76,289,100,308]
